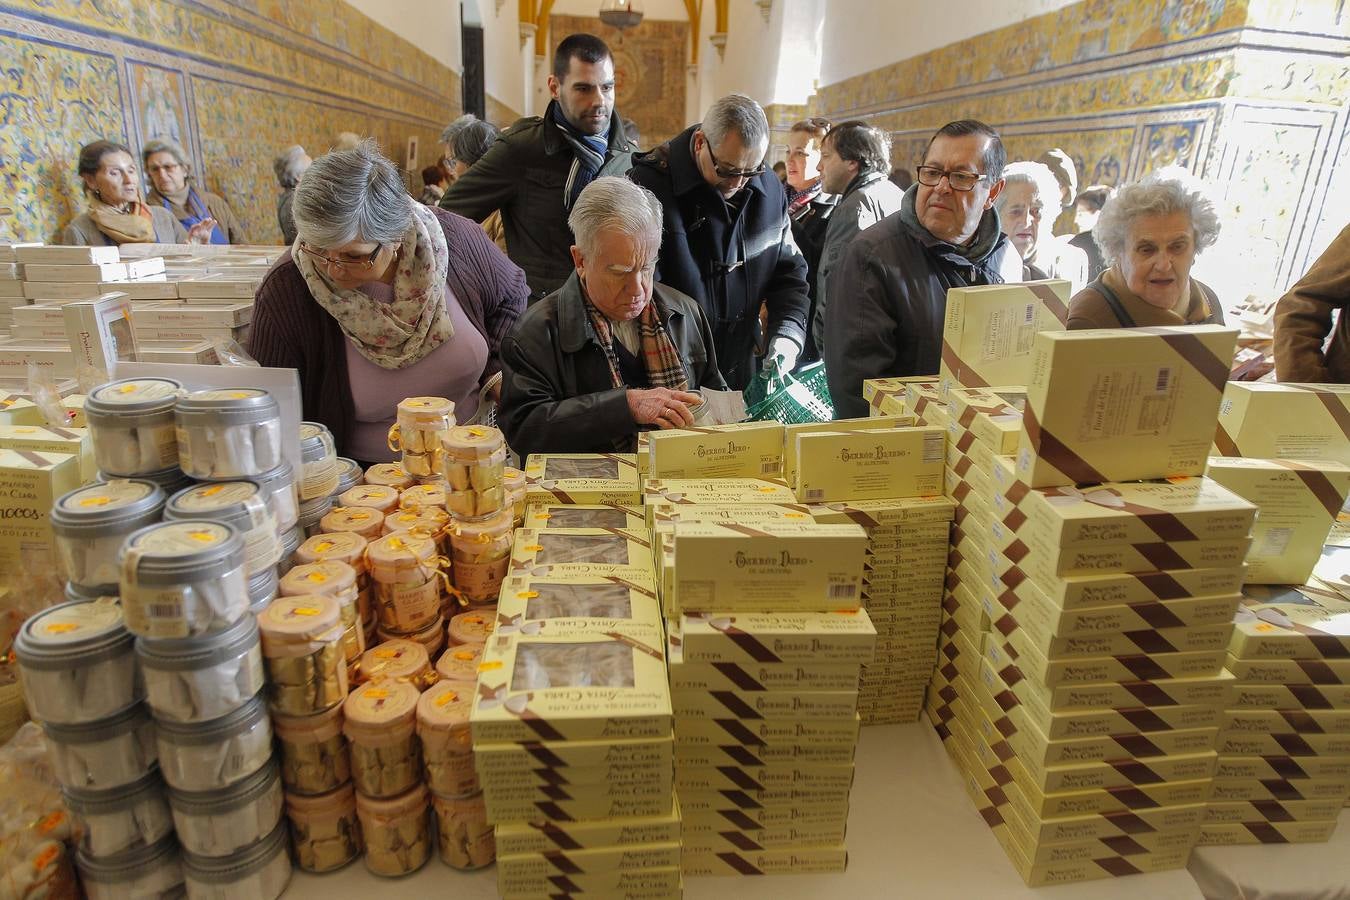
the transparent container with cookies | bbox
[85,377,183,477]
[286,783,362,873]
[503,466,527,527]
[174,388,283,480]
[297,494,334,538]
[343,680,422,799]
[271,703,350,796]
[164,480,282,577]
[398,482,446,510]
[75,832,183,900]
[298,421,339,502]
[447,509,512,605]
[434,643,483,685]
[295,532,371,628]
[356,784,430,878]
[62,769,173,859]
[358,639,435,691]
[379,618,444,662]
[320,505,385,540]
[387,397,454,479]
[51,479,165,592]
[13,597,142,727]
[439,425,506,519]
[431,792,494,870]
[153,694,272,792]
[169,758,284,858]
[136,612,265,724]
[338,484,400,515]
[119,521,249,640]
[279,561,364,668]
[257,595,348,717]
[364,462,412,491]
[416,682,476,799]
[181,817,291,900]
[366,531,446,635]
[446,609,494,646]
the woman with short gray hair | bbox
[273,145,311,245]
[143,138,243,244]
[248,139,529,462]
[1066,166,1224,329]
[498,176,726,457]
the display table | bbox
[1188,818,1350,900]
[286,722,1213,899]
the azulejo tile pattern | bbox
[2,0,461,244]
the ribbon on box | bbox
[1038,484,1203,542]
[1269,459,1348,519]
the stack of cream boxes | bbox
[475,453,684,899]
[933,323,1268,886]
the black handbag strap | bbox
[1091,276,1136,328]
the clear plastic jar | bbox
[76,831,183,900]
[384,505,449,541]
[297,494,334,538]
[43,703,157,791]
[51,480,165,591]
[254,461,300,533]
[446,610,494,646]
[447,509,513,605]
[434,643,483,684]
[164,480,281,577]
[14,598,141,726]
[338,484,400,515]
[388,397,454,479]
[358,639,434,691]
[367,531,445,634]
[379,618,444,663]
[399,482,446,510]
[298,422,339,501]
[181,818,291,900]
[279,561,363,666]
[136,613,265,724]
[248,568,279,616]
[170,758,283,859]
[416,682,476,798]
[440,426,506,519]
[62,770,173,858]
[258,595,348,716]
[344,680,421,799]
[320,505,385,540]
[174,388,283,480]
[431,792,494,870]
[333,457,362,497]
[153,693,272,792]
[286,783,362,873]
[356,784,430,877]
[364,462,412,491]
[271,703,350,796]
[503,467,526,528]
[85,377,182,477]
[119,521,249,639]
[295,532,371,628]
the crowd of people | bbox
[58,32,1350,463]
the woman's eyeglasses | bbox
[298,242,382,272]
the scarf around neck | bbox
[898,184,1005,263]
[787,182,822,219]
[88,195,156,244]
[551,102,611,210]
[582,286,688,392]
[294,202,453,370]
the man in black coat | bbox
[628,93,810,390]
[441,33,631,300]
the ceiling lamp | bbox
[599,0,643,30]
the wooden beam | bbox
[534,0,557,57]
[684,0,702,66]
[715,0,728,33]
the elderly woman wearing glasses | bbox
[62,140,189,246]
[143,139,244,244]
[248,140,529,463]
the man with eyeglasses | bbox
[441,34,632,301]
[629,93,810,390]
[825,119,1023,418]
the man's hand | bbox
[187,218,217,244]
[627,388,701,430]
[768,336,800,373]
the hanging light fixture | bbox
[599,0,643,30]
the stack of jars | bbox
[440,425,513,612]
[387,397,455,482]
[294,532,376,647]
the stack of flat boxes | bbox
[0,243,40,334]
[933,325,1268,886]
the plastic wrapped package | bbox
[174,389,282,480]
[297,495,333,538]
[355,784,430,877]
[447,509,512,605]
[388,397,454,480]
[376,618,444,662]
[503,467,526,528]
[275,527,303,579]
[332,458,362,498]
[285,783,361,873]
[169,758,283,858]
[431,792,493,870]
[434,643,482,684]
[319,506,384,540]
[337,485,399,515]
[279,562,363,666]
[439,427,505,511]
[43,703,157,791]
[294,533,370,627]
[257,596,348,717]
[358,640,433,690]
[50,480,165,591]
[363,463,412,491]
[181,818,290,900]
[153,694,272,793]
[416,683,476,798]
[62,769,172,858]
[382,507,449,550]
[446,610,494,647]
[119,521,249,639]
[367,532,445,635]
[527,582,633,619]
[298,422,338,502]
[248,568,278,617]
[398,483,446,511]
[84,378,182,477]
[253,462,299,533]
[75,832,182,900]
[164,481,281,577]
[343,681,421,799]
[136,614,264,724]
[271,704,349,796]
[14,598,141,726]
[510,640,635,690]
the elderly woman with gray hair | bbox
[273,145,311,245]
[499,176,725,457]
[143,139,243,244]
[995,160,1088,291]
[1067,167,1224,329]
[248,140,529,463]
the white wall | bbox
[341,0,462,72]
[473,0,529,118]
[818,0,1081,87]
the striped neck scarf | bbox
[583,289,688,392]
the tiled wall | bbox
[810,0,1348,299]
[1,0,462,245]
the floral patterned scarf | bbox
[294,202,452,370]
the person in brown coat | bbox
[1066,167,1224,330]
[1275,224,1350,383]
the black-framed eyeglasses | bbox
[705,140,766,180]
[298,241,382,272]
[916,165,988,192]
